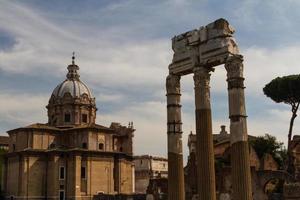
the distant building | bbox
[291,135,300,180]
[134,155,168,193]
[3,57,135,200]
[185,125,281,200]
[0,136,9,150]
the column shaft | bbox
[225,55,253,200]
[166,74,185,200]
[194,67,216,200]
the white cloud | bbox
[1,0,300,162]
[244,46,300,96]
[0,93,48,130]
[96,93,124,103]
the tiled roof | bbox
[7,123,114,133]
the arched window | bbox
[82,114,88,123]
[99,143,104,150]
[64,113,71,122]
[49,142,55,149]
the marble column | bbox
[166,74,185,200]
[193,67,216,200]
[225,55,253,200]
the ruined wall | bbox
[214,143,230,158]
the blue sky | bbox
[1,0,300,160]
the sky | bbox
[1,0,300,162]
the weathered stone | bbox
[166,74,185,200]
[166,18,252,200]
[169,18,239,75]
[219,193,231,200]
[284,183,300,199]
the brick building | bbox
[3,57,135,200]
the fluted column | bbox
[166,74,185,200]
[194,67,216,200]
[225,55,253,200]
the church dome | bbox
[50,54,93,99]
[52,79,92,98]
[47,53,97,127]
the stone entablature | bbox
[166,18,252,200]
[169,18,239,76]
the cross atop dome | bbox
[72,51,75,64]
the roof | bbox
[52,79,92,98]
[134,155,168,161]
[188,131,257,146]
[7,123,114,134]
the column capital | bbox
[193,67,211,88]
[193,67,211,109]
[225,55,244,79]
[166,74,181,95]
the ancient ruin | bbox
[166,18,252,200]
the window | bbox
[99,143,104,150]
[49,142,55,149]
[82,114,88,123]
[81,166,86,179]
[64,113,71,123]
[12,144,15,151]
[59,190,65,200]
[82,142,87,149]
[59,166,65,180]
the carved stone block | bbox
[169,18,240,75]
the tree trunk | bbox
[287,103,299,175]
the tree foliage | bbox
[263,75,300,106]
[263,75,300,174]
[249,134,286,168]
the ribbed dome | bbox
[52,79,92,98]
[47,54,97,127]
